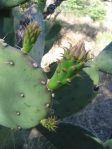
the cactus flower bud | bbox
[22,22,41,54]
[47,40,89,90]
[69,40,88,61]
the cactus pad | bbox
[104,139,112,149]
[52,71,96,118]
[0,41,51,129]
[37,123,104,149]
[83,65,99,85]
[94,42,112,74]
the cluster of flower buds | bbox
[40,116,58,131]
[22,22,41,54]
[43,0,64,18]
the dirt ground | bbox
[41,2,112,71]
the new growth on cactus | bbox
[47,40,89,90]
[40,116,58,131]
[21,22,41,54]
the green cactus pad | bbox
[0,0,28,9]
[94,42,112,74]
[0,42,51,129]
[104,139,112,149]
[83,65,99,85]
[45,22,62,53]
[37,123,104,149]
[52,71,96,118]
[0,126,11,146]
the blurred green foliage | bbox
[96,32,112,46]
[59,0,106,21]
[33,0,46,11]
[95,32,112,55]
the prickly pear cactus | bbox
[0,126,11,146]
[47,40,89,90]
[104,139,112,149]
[46,41,97,118]
[94,42,112,74]
[0,9,14,45]
[51,71,96,118]
[22,22,41,54]
[83,65,99,85]
[0,40,51,129]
